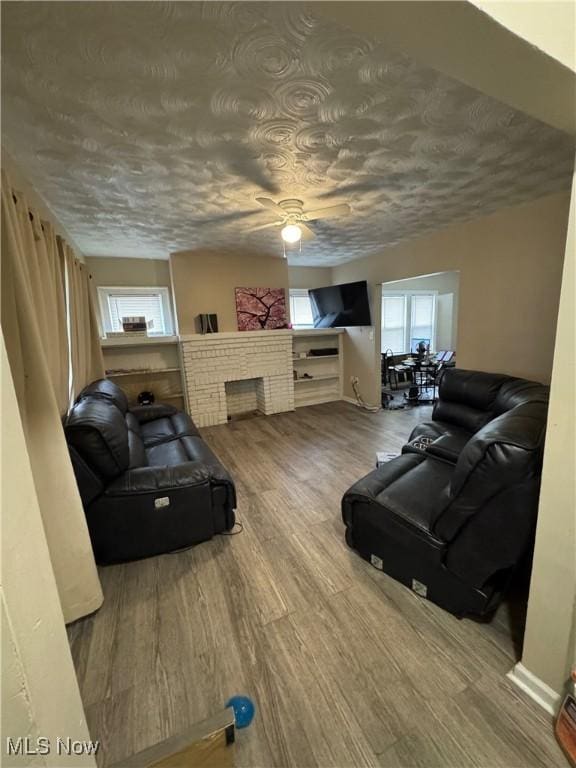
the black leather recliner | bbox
[342,368,549,618]
[65,379,236,564]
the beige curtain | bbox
[3,192,70,414]
[64,244,105,399]
[1,172,103,622]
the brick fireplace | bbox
[180,330,294,427]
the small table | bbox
[400,358,438,403]
[413,362,439,403]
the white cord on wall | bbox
[352,379,380,412]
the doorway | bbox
[380,271,460,407]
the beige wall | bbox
[519,170,576,697]
[170,250,289,334]
[1,334,95,767]
[86,257,174,336]
[86,257,171,288]
[473,0,576,706]
[333,192,569,404]
[472,1,575,72]
[288,266,333,290]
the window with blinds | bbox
[410,294,435,352]
[98,287,173,336]
[381,291,436,354]
[381,295,407,354]
[289,289,314,327]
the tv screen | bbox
[309,281,372,328]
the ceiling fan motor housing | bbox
[278,199,304,220]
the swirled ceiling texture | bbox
[2,1,574,265]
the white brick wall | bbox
[180,330,295,427]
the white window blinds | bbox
[98,287,173,336]
[381,295,407,354]
[410,294,435,352]
[381,291,437,354]
[289,289,314,327]
[107,293,165,334]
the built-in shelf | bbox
[292,354,339,362]
[292,329,343,408]
[101,335,179,348]
[101,334,185,408]
[107,367,181,377]
[294,374,339,384]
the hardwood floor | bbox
[68,402,564,767]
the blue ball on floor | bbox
[226,695,255,729]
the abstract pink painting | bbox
[235,287,287,331]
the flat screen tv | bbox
[309,280,372,328]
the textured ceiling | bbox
[2,1,574,266]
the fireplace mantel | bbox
[179,329,293,343]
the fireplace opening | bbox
[225,378,264,421]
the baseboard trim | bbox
[507,663,562,716]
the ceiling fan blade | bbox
[299,222,316,240]
[303,203,351,221]
[255,197,286,218]
[251,221,283,232]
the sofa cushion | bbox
[128,429,148,469]
[104,462,223,494]
[140,412,199,446]
[130,403,179,424]
[407,420,472,463]
[66,398,129,478]
[146,435,225,471]
[426,434,472,464]
[78,378,128,414]
[125,412,141,432]
[435,402,547,541]
[342,454,452,536]
[493,378,549,415]
[433,369,512,433]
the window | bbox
[381,295,407,355]
[289,289,314,328]
[381,291,436,354]
[98,287,174,336]
[410,294,435,353]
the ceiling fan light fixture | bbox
[281,223,302,244]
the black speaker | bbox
[196,313,218,334]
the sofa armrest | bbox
[105,461,235,498]
[426,434,470,464]
[129,403,178,424]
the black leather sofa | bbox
[65,379,236,564]
[342,369,549,618]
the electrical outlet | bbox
[351,376,359,385]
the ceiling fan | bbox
[251,198,351,243]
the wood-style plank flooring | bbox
[68,402,564,767]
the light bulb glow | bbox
[281,224,302,244]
